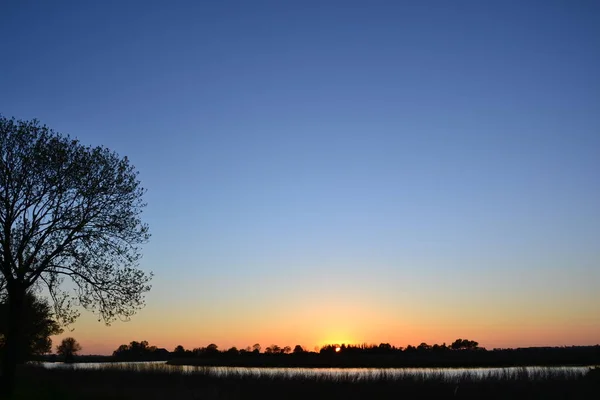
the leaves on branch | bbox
[0,115,151,325]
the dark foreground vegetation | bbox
[12,364,600,400]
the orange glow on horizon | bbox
[49,292,600,356]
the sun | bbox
[335,347,341,352]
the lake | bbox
[35,361,595,380]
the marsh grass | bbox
[13,363,600,399]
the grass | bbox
[10,363,600,399]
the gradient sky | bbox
[1,0,599,355]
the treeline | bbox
[108,339,600,368]
[112,341,170,361]
[110,339,478,360]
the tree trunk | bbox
[1,284,25,397]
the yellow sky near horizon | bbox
[53,295,600,355]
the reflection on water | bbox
[35,361,593,380]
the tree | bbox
[0,116,151,393]
[378,343,393,353]
[282,346,291,354]
[451,339,479,350]
[293,345,304,354]
[417,342,431,351]
[0,292,63,360]
[226,346,239,356]
[252,343,261,354]
[56,337,81,362]
[206,343,218,352]
[174,345,185,356]
[112,340,167,361]
[265,344,281,354]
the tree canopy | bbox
[0,292,62,359]
[0,115,151,393]
[56,337,81,362]
[0,116,151,324]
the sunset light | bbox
[2,0,599,398]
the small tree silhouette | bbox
[265,344,281,354]
[57,337,82,363]
[205,343,219,355]
[450,339,479,350]
[174,345,185,356]
[293,345,305,354]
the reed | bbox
[12,363,599,400]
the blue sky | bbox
[1,0,599,352]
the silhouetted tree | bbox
[0,116,151,394]
[174,345,185,356]
[226,346,239,356]
[205,343,219,355]
[0,292,62,360]
[451,339,479,350]
[417,342,431,351]
[320,344,337,354]
[265,344,281,354]
[252,343,261,354]
[282,346,291,354]
[378,343,393,353]
[432,343,448,352]
[57,337,81,363]
[293,345,305,354]
[112,341,168,360]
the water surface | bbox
[36,361,594,380]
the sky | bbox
[1,0,599,355]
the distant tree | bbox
[265,344,281,354]
[451,339,479,350]
[417,342,431,351]
[205,343,219,355]
[0,116,151,395]
[112,341,167,360]
[432,343,448,352]
[252,343,261,354]
[378,343,393,353]
[293,345,305,354]
[114,344,128,353]
[226,347,239,356]
[174,345,185,356]
[126,341,151,357]
[282,346,291,354]
[0,292,62,360]
[56,337,82,362]
[113,344,129,357]
[191,347,204,356]
[319,344,337,354]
